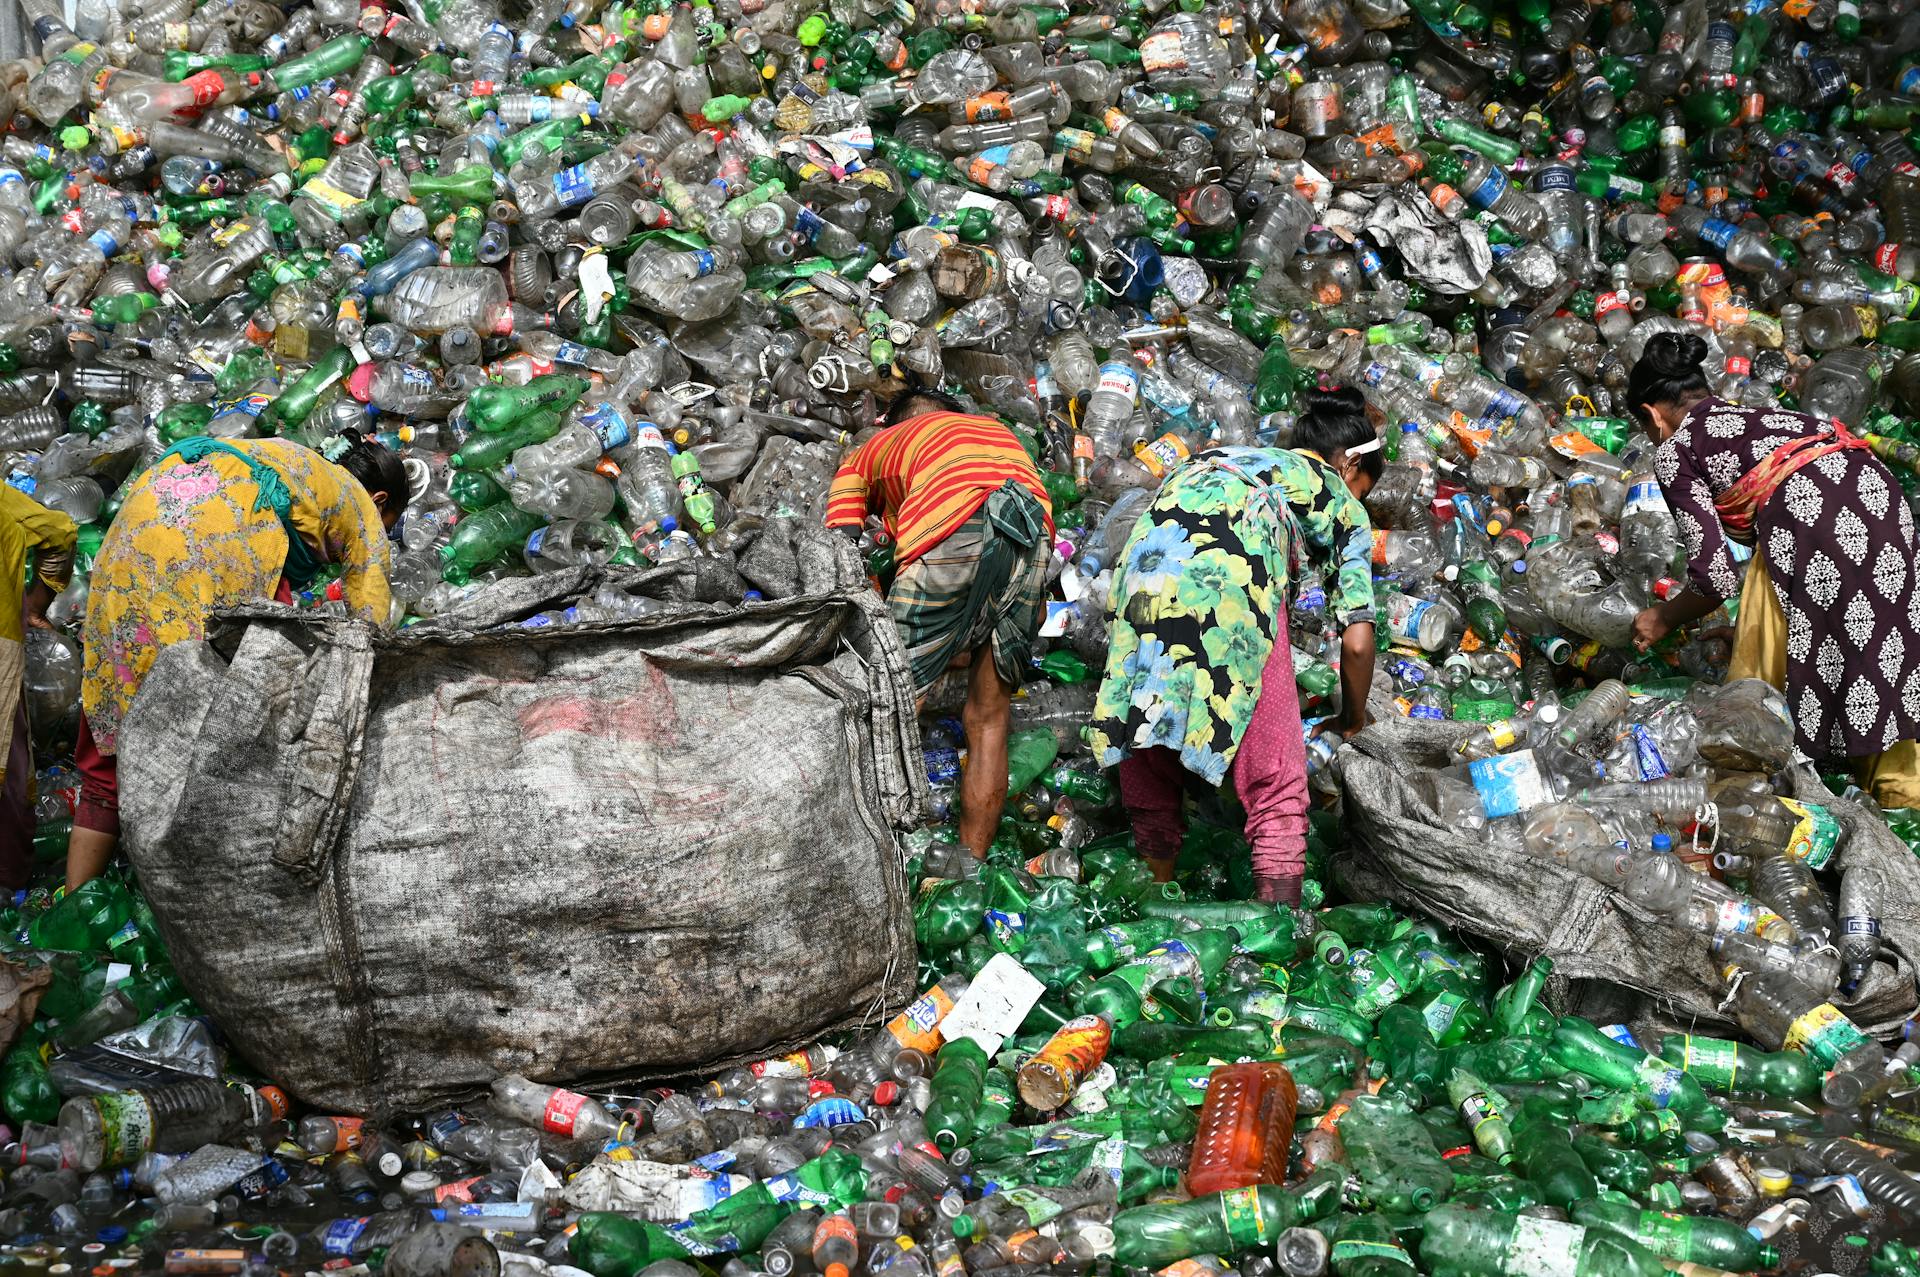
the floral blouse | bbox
[1087,446,1374,785]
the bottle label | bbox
[1785,1003,1871,1067]
[1138,30,1188,74]
[1136,432,1190,478]
[542,1087,590,1136]
[1623,480,1665,517]
[1777,798,1841,869]
[91,1093,156,1167]
[1711,899,1760,936]
[1676,1034,1740,1086]
[1484,720,1518,750]
[1216,1186,1270,1248]
[1330,1240,1409,1265]
[1468,164,1507,210]
[1457,1090,1504,1144]
[1842,914,1880,938]
[1468,751,1551,819]
[1875,243,1905,275]
[551,163,596,208]
[320,1218,370,1257]
[1632,1056,1686,1108]
[1422,994,1467,1044]
[1095,362,1140,401]
[885,983,958,1053]
[1534,164,1575,193]
[1630,725,1670,782]
[1507,1215,1582,1277]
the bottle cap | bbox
[401,1170,440,1196]
[1754,1165,1790,1196]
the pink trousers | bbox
[1116,636,1310,879]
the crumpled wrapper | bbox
[1363,193,1494,294]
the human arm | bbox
[1632,590,1721,651]
[1635,434,1740,650]
[2,486,76,628]
[316,485,394,624]
[824,436,879,535]
[1337,621,1375,737]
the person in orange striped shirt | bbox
[827,389,1055,858]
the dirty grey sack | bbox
[1331,708,1917,1040]
[117,554,924,1115]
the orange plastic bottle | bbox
[1185,1061,1298,1194]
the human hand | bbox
[1631,605,1674,654]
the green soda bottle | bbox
[1658,1032,1818,1099]
[1252,340,1296,413]
[1548,1017,1715,1117]
[924,1037,988,1151]
[1082,918,1175,972]
[1006,727,1059,792]
[268,33,370,93]
[1421,1204,1668,1277]
[1327,1210,1415,1277]
[1110,1166,1342,1267]
[467,374,589,432]
[1375,1004,1441,1099]
[1511,1107,1598,1207]
[449,406,565,471]
[1572,1132,1653,1194]
[1492,955,1553,1036]
[438,505,544,583]
[1337,1093,1453,1212]
[1571,1200,1778,1271]
[1447,1068,1515,1164]
[914,879,986,954]
[0,1033,57,1125]
[266,345,356,432]
[28,876,136,952]
[571,1213,692,1277]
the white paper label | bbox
[939,952,1045,1056]
[1508,1215,1583,1277]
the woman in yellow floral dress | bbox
[68,431,408,890]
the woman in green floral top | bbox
[1087,385,1381,905]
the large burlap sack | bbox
[117,526,923,1115]
[1333,699,1919,1040]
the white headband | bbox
[1344,435,1384,458]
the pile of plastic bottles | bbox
[6,0,1920,1267]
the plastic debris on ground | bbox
[7,0,1920,1270]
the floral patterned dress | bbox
[81,438,392,754]
[1087,446,1374,785]
[1655,396,1920,760]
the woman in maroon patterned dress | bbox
[1626,332,1920,805]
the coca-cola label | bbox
[1875,243,1905,274]
[542,1088,590,1136]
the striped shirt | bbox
[826,412,1054,566]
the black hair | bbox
[335,429,411,517]
[1293,383,1383,482]
[1627,331,1711,421]
[884,386,965,426]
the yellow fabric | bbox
[81,438,391,756]
[1727,557,1786,689]
[1,486,78,784]
[1728,557,1920,807]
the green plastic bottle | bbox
[1549,1017,1715,1117]
[914,879,986,954]
[439,505,544,583]
[923,1037,988,1151]
[1421,1204,1668,1277]
[1657,1031,1819,1099]
[1337,1093,1453,1212]
[1110,1165,1343,1267]
[1375,1003,1442,1099]
[1511,1108,1598,1207]
[467,374,589,432]
[1327,1210,1416,1277]
[1571,1200,1778,1271]
[1006,726,1060,792]
[1447,1068,1515,1164]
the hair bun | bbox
[1643,331,1708,378]
[1297,382,1365,416]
